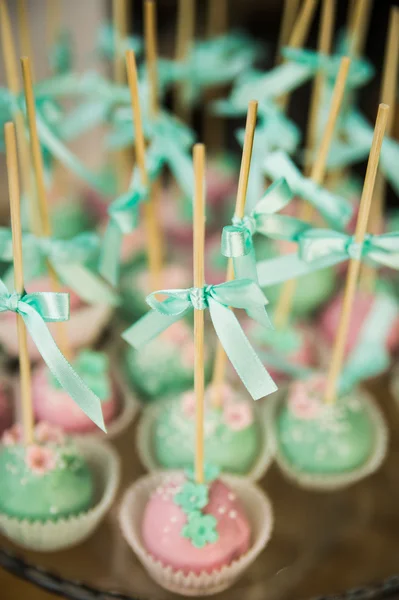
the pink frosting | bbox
[0,381,13,436]
[142,477,250,574]
[288,374,326,420]
[319,290,399,356]
[32,366,118,433]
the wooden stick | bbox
[348,0,373,57]
[276,0,301,64]
[5,122,34,446]
[144,0,159,118]
[324,104,389,404]
[304,0,336,171]
[360,7,399,292]
[278,0,320,111]
[203,0,228,151]
[113,0,128,85]
[211,101,258,408]
[193,143,206,485]
[274,57,351,329]
[21,56,72,362]
[206,0,228,38]
[46,0,60,53]
[173,0,195,123]
[126,49,162,290]
[17,0,35,80]
[0,0,39,235]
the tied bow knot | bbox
[0,280,105,431]
[189,287,209,311]
[232,214,257,237]
[5,292,21,313]
[123,279,277,400]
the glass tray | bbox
[1,376,399,600]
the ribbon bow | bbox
[282,47,373,88]
[0,280,105,431]
[0,229,118,306]
[99,154,164,286]
[263,151,353,230]
[122,279,278,400]
[221,178,299,281]
[256,227,399,288]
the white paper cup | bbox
[119,471,273,597]
[0,439,120,551]
[0,304,113,361]
[136,397,275,482]
[271,388,388,491]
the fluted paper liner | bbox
[0,439,120,551]
[0,303,113,361]
[119,471,273,596]
[271,388,388,491]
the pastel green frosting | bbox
[0,443,93,521]
[253,325,302,354]
[152,396,260,474]
[276,395,375,474]
[51,200,93,240]
[125,339,211,400]
[119,262,153,321]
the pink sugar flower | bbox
[206,383,235,407]
[2,423,23,446]
[35,422,64,445]
[25,445,56,475]
[289,375,325,420]
[181,391,196,418]
[223,402,253,431]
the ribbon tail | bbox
[208,298,277,400]
[21,305,106,432]
[122,308,189,349]
[99,221,122,287]
[53,262,119,307]
[36,114,109,195]
[233,247,259,284]
[257,252,345,287]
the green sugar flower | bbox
[185,464,220,484]
[182,511,219,549]
[174,482,209,513]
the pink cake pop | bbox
[142,474,250,575]
[319,289,399,356]
[32,364,118,434]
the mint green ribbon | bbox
[282,47,373,88]
[0,279,105,431]
[122,279,277,400]
[221,178,298,281]
[96,22,142,61]
[0,229,118,307]
[50,349,111,401]
[108,110,195,198]
[346,111,399,196]
[257,229,399,287]
[50,30,73,75]
[263,151,353,230]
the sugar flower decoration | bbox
[174,482,209,512]
[2,424,23,446]
[182,511,219,549]
[181,391,196,418]
[185,464,220,484]
[289,374,325,420]
[223,402,254,431]
[25,445,57,475]
[35,422,65,445]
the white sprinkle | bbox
[163,526,170,533]
[229,510,237,519]
[170,516,178,523]
[227,493,236,502]
[218,506,226,515]
[50,506,58,514]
